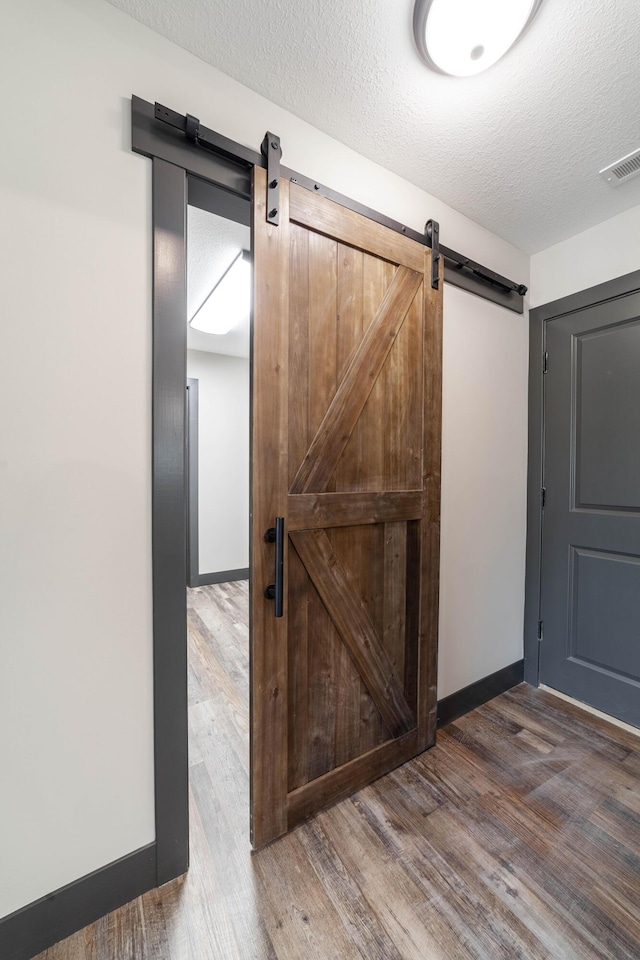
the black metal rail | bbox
[132,96,527,313]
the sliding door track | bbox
[132,96,527,314]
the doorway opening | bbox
[185,178,253,847]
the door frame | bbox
[186,378,199,588]
[524,268,640,686]
[151,161,253,885]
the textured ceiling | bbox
[110,0,640,253]
[187,206,250,358]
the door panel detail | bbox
[573,316,640,512]
[251,168,442,847]
[290,528,416,738]
[290,265,422,494]
[569,546,640,682]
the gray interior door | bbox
[541,290,640,726]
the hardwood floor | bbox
[38,582,640,960]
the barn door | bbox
[250,166,442,848]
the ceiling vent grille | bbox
[600,148,640,187]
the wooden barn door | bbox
[251,166,442,848]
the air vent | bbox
[600,148,640,187]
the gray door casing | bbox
[525,270,640,728]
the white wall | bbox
[530,203,640,306]
[0,0,529,918]
[438,286,529,697]
[187,351,249,575]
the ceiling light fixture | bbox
[189,250,251,335]
[413,0,543,77]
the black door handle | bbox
[264,517,284,617]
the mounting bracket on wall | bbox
[185,113,200,143]
[425,219,440,289]
[261,132,281,225]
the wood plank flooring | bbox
[39,582,640,960]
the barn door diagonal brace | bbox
[261,132,281,224]
[425,220,440,289]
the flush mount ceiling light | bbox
[413,0,543,77]
[190,250,251,335]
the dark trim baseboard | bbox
[437,660,524,728]
[0,843,156,960]
[197,568,249,586]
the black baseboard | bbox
[0,843,157,960]
[197,567,249,586]
[437,660,525,728]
